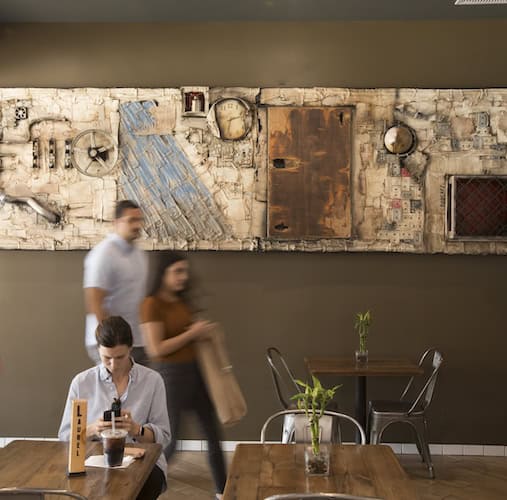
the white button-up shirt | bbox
[58,361,170,478]
[84,233,148,347]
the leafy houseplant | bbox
[354,310,371,363]
[291,376,341,475]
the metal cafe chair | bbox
[266,347,301,410]
[266,347,340,443]
[260,409,366,445]
[0,488,88,500]
[368,348,444,479]
[266,347,301,443]
[264,493,383,499]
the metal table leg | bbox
[355,375,367,443]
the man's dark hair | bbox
[95,316,133,348]
[115,200,140,220]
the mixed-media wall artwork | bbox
[0,87,506,254]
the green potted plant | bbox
[291,375,341,475]
[354,310,371,364]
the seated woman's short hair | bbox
[95,316,133,348]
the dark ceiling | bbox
[1,0,507,22]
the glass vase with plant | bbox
[354,310,371,363]
[291,375,341,475]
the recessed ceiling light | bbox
[455,0,507,4]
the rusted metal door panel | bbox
[268,107,352,239]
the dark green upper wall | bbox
[0,21,506,443]
[1,21,507,88]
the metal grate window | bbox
[447,176,507,240]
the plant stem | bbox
[311,418,320,455]
[359,334,367,353]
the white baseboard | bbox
[1,437,505,457]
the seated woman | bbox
[58,316,171,500]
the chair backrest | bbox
[264,493,383,500]
[400,348,444,413]
[266,347,300,409]
[0,488,87,500]
[260,409,366,445]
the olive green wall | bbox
[1,21,507,443]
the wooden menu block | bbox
[67,399,87,476]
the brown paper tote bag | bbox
[195,325,247,426]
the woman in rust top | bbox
[140,251,226,500]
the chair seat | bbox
[369,400,424,416]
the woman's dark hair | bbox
[148,251,197,309]
[95,316,133,348]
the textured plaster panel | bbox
[109,88,138,100]
[1,87,507,253]
[209,87,260,103]
[0,88,31,100]
[259,88,305,106]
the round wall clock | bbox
[207,97,253,141]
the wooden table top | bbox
[0,440,162,500]
[305,357,424,377]
[223,443,418,500]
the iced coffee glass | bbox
[101,429,128,467]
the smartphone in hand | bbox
[103,408,121,421]
[103,398,122,421]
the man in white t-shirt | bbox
[84,200,148,365]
